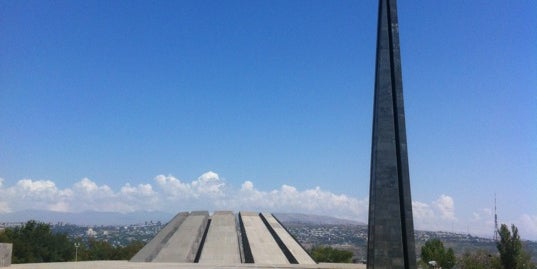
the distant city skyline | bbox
[1,1,535,240]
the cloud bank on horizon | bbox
[0,171,536,240]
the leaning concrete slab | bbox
[153,211,209,263]
[130,212,189,262]
[261,213,316,264]
[239,211,289,265]
[198,211,241,264]
[0,243,12,267]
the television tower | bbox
[494,194,498,241]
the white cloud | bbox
[152,171,226,203]
[191,171,226,197]
[232,181,368,221]
[519,214,537,240]
[471,208,492,222]
[241,181,254,191]
[16,179,59,198]
[154,174,193,198]
[120,183,154,196]
[118,183,159,212]
[412,201,435,220]
[0,202,10,214]
[0,174,535,240]
[74,178,112,195]
[0,178,72,212]
[433,194,456,221]
[412,195,457,232]
[0,172,367,222]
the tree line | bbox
[0,220,143,263]
[309,245,353,263]
[420,224,535,269]
[1,220,535,267]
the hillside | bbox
[1,210,535,262]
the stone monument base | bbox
[0,243,12,267]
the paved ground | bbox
[10,261,367,269]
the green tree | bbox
[445,247,456,269]
[0,220,74,263]
[116,241,144,260]
[85,239,117,260]
[0,221,146,263]
[497,224,536,269]
[77,239,144,261]
[310,245,353,263]
[459,250,501,269]
[420,238,456,269]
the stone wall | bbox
[0,243,12,267]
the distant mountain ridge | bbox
[0,209,173,226]
[0,210,365,226]
[274,213,366,225]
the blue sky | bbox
[1,1,536,239]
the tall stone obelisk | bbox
[367,0,417,268]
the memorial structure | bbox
[130,211,315,265]
[367,0,417,268]
[7,1,417,268]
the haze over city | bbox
[1,1,535,240]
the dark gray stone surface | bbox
[367,0,417,268]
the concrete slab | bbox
[0,243,12,267]
[130,212,188,262]
[262,213,316,264]
[198,211,241,264]
[153,211,209,263]
[239,211,289,265]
